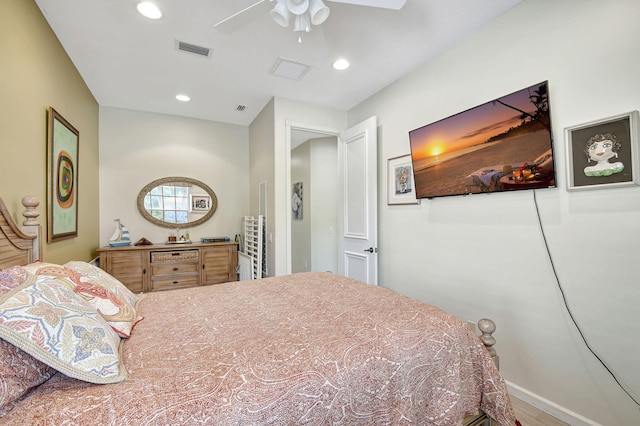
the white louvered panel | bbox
[237,252,252,281]
[242,215,264,279]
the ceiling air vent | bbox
[269,57,310,81]
[175,40,212,58]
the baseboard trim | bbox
[506,381,603,426]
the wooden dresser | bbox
[97,242,238,293]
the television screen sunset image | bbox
[408,81,555,198]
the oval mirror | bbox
[136,177,218,229]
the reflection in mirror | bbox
[145,184,190,224]
[137,177,217,229]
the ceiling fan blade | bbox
[327,0,407,10]
[213,0,273,34]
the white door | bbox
[337,117,378,285]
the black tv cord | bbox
[532,189,640,408]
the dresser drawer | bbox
[151,263,198,276]
[150,249,199,264]
[150,274,199,291]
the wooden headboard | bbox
[0,196,41,269]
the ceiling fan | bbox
[213,0,407,35]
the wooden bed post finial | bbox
[21,196,41,262]
[478,318,499,369]
[22,196,40,226]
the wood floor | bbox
[511,396,569,426]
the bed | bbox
[0,195,516,425]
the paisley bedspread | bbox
[3,272,516,425]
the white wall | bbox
[310,137,338,273]
[99,107,249,245]
[291,142,311,273]
[249,99,276,276]
[348,0,640,425]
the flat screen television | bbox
[408,81,556,199]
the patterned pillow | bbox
[64,261,144,338]
[0,339,55,418]
[0,275,127,384]
[23,262,143,338]
[0,267,56,417]
[0,266,32,295]
[20,262,62,275]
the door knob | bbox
[363,247,377,253]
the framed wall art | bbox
[47,107,79,242]
[387,154,419,205]
[565,111,639,191]
[190,194,211,212]
[292,182,303,220]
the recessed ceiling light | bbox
[333,58,350,71]
[176,94,190,102]
[137,2,162,20]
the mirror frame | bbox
[136,176,218,229]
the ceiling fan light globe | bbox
[286,0,310,15]
[327,0,407,9]
[270,1,291,27]
[293,13,311,32]
[309,0,330,25]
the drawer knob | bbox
[172,281,179,285]
[173,267,179,271]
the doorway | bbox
[287,125,339,274]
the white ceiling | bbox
[34,0,523,127]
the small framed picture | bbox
[292,182,302,220]
[190,194,211,212]
[565,111,639,191]
[387,154,419,205]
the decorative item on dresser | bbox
[97,241,238,293]
[108,218,132,247]
[0,195,518,425]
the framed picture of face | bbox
[565,111,639,191]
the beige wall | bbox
[0,0,99,263]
